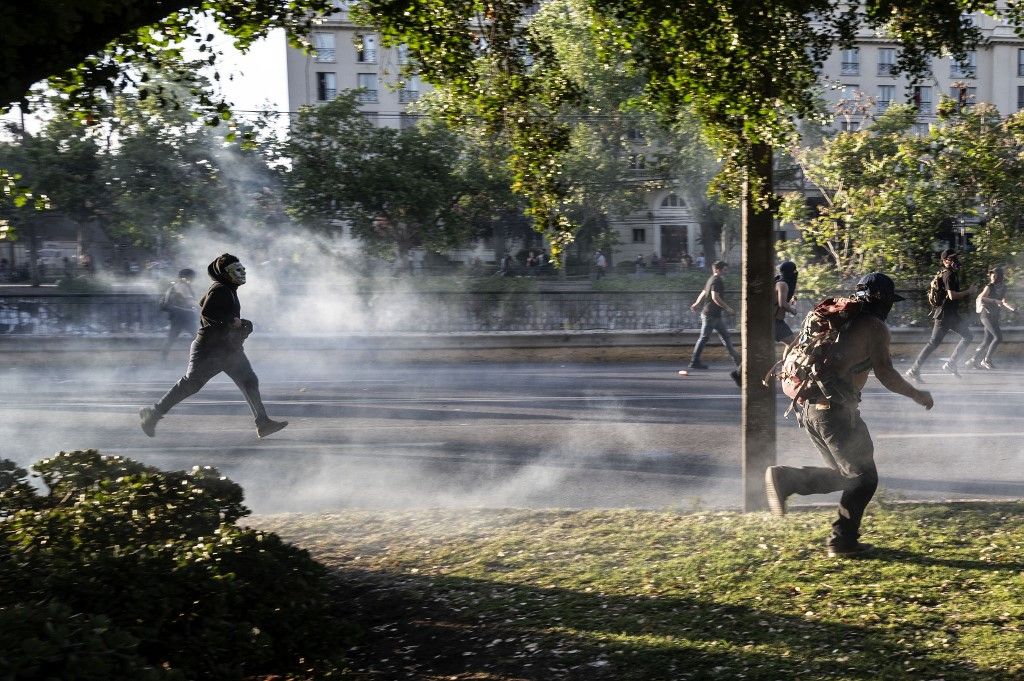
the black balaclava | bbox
[776,261,798,300]
[207,253,241,288]
[854,272,905,321]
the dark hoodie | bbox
[197,254,242,347]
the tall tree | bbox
[282,92,508,261]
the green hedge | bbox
[0,450,350,681]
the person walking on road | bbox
[965,265,1015,370]
[765,273,933,557]
[905,249,977,381]
[774,261,800,347]
[688,260,740,370]
[139,253,288,439]
[159,268,198,360]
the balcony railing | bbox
[356,49,377,63]
[878,63,895,76]
[950,65,976,78]
[319,88,338,101]
[356,89,378,103]
[840,62,859,75]
[314,48,336,63]
[399,89,420,103]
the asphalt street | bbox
[3,354,1023,513]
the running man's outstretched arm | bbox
[871,326,933,409]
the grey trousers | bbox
[154,339,269,424]
[691,313,740,364]
[783,402,878,542]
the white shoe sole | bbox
[764,467,786,517]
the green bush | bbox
[0,450,350,681]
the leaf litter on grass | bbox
[251,503,1024,680]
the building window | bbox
[398,44,410,65]
[840,119,860,132]
[316,72,337,101]
[1019,49,1024,77]
[877,84,895,112]
[878,48,896,76]
[840,48,859,76]
[950,50,976,78]
[399,75,420,103]
[913,85,932,115]
[628,154,646,170]
[356,73,378,102]
[400,113,418,130]
[1018,86,1024,110]
[313,33,336,63]
[950,85,976,109]
[632,228,646,243]
[626,127,644,141]
[356,34,378,63]
[660,193,685,207]
[361,112,378,126]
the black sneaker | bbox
[730,369,742,387]
[942,361,961,378]
[257,419,289,438]
[826,541,873,558]
[139,407,160,438]
[904,366,924,383]
[764,466,793,517]
[688,361,709,370]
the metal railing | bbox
[0,290,948,336]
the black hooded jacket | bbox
[196,254,243,349]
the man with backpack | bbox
[764,273,933,557]
[159,268,198,360]
[905,249,978,381]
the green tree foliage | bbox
[0,0,336,115]
[0,450,348,681]
[282,91,509,259]
[783,102,1024,288]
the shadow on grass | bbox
[862,546,1024,572]
[333,567,1014,681]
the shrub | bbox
[0,450,349,680]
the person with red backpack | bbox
[904,249,978,381]
[764,273,933,557]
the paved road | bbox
[3,354,1023,513]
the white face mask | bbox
[225,262,246,286]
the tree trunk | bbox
[740,141,777,512]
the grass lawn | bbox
[252,502,1024,680]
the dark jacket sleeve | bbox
[201,286,236,327]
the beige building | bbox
[818,11,1024,131]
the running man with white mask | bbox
[139,253,288,438]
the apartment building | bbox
[818,11,1024,131]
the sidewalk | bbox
[3,327,1024,364]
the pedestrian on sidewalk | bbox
[965,265,1015,370]
[905,249,978,381]
[688,260,740,370]
[139,253,288,439]
[765,273,933,557]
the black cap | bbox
[940,248,958,261]
[178,268,195,280]
[856,272,905,302]
[779,261,797,274]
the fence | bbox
[0,289,939,336]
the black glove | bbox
[238,319,253,341]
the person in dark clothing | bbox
[139,254,288,438]
[905,249,978,381]
[774,261,799,346]
[159,268,198,360]
[964,265,1015,370]
[688,260,740,370]
[765,273,933,557]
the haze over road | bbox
[4,356,1023,513]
